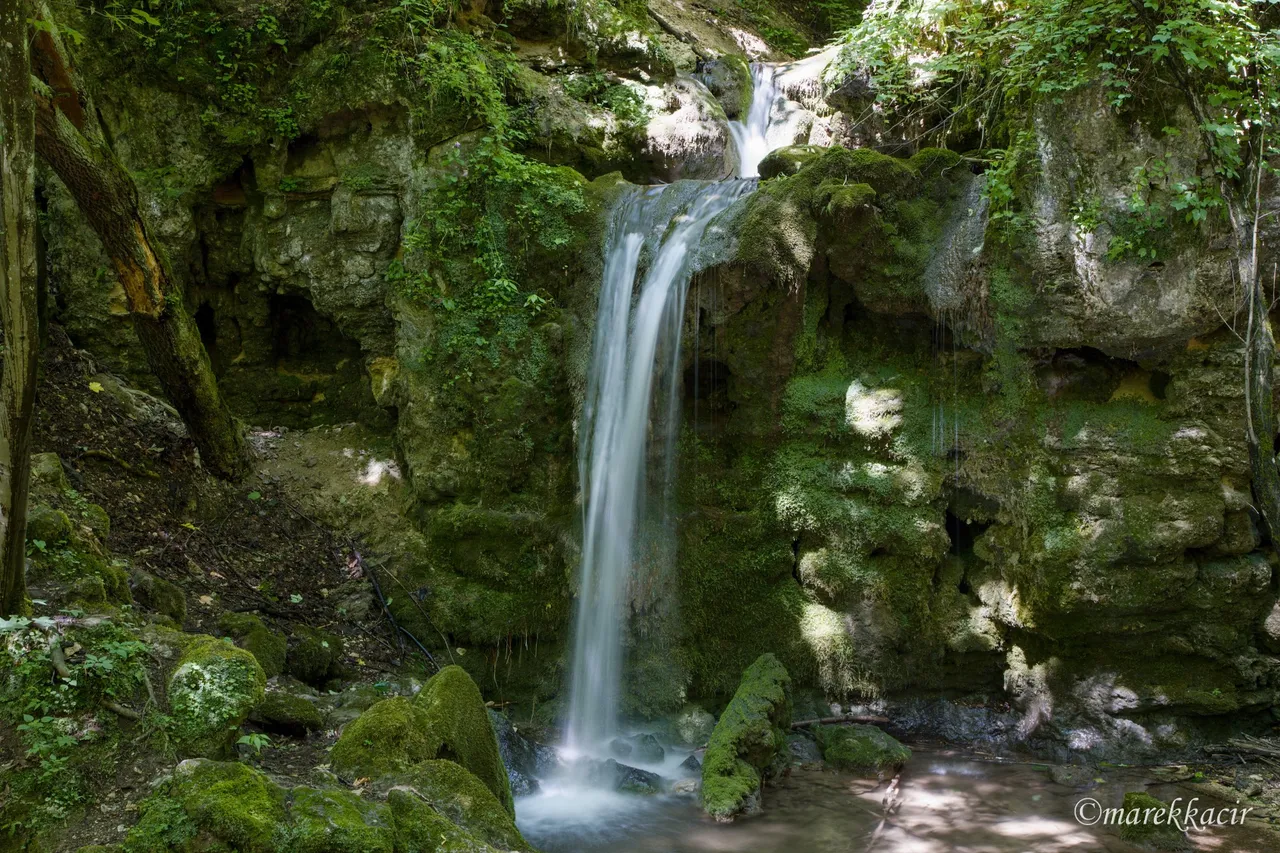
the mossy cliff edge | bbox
[34,0,1280,768]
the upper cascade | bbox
[730,64,784,179]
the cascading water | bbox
[519,60,790,848]
[562,59,789,764]
[729,63,783,178]
[564,181,754,756]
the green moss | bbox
[26,506,72,545]
[386,788,502,853]
[413,665,514,816]
[286,626,345,687]
[219,613,287,679]
[816,724,911,772]
[329,697,435,780]
[908,147,964,177]
[1118,791,1191,850]
[251,691,324,735]
[285,787,394,853]
[700,654,792,821]
[167,635,267,758]
[123,795,199,852]
[132,572,187,625]
[378,760,530,851]
[162,760,286,853]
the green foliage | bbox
[0,618,149,833]
[833,0,1280,243]
[398,136,585,321]
[761,25,809,56]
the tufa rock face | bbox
[700,654,793,821]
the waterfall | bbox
[562,60,789,762]
[564,182,753,754]
[729,64,782,179]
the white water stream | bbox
[521,61,789,839]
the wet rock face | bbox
[489,709,560,796]
[635,77,737,181]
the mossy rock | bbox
[83,502,111,540]
[329,696,436,779]
[700,653,792,822]
[219,612,287,679]
[1118,791,1192,851]
[167,635,267,757]
[30,452,70,497]
[285,787,394,853]
[759,145,826,181]
[251,690,324,735]
[27,505,72,545]
[413,665,514,816]
[132,571,187,625]
[815,724,911,773]
[375,760,530,852]
[386,788,504,853]
[125,760,286,853]
[286,626,345,687]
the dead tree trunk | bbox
[27,9,250,480]
[0,0,40,616]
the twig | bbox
[362,550,439,673]
[79,449,161,479]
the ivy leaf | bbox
[247,491,261,501]
[88,381,104,393]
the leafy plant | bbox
[236,732,272,754]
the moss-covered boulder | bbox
[815,724,911,774]
[386,788,504,853]
[125,760,286,853]
[1118,791,1192,851]
[700,653,792,821]
[219,612,287,679]
[132,571,187,625]
[759,145,826,180]
[167,635,267,757]
[250,690,324,735]
[286,626,345,687]
[286,787,395,853]
[27,505,73,544]
[330,696,436,779]
[374,761,530,852]
[30,451,70,496]
[413,665,514,816]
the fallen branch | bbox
[361,549,439,674]
[80,449,161,480]
[1207,735,1280,759]
[791,715,890,729]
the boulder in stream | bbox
[700,653,792,821]
[816,724,910,775]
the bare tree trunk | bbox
[27,9,250,480]
[0,0,40,616]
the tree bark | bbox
[0,0,40,616]
[28,8,250,480]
